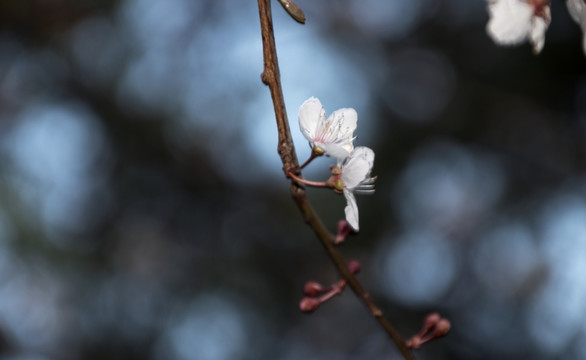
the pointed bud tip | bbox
[278,0,306,24]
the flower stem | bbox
[287,172,329,188]
[299,152,318,169]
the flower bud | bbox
[347,260,361,274]
[303,281,325,297]
[299,297,321,313]
[406,313,451,349]
[434,319,451,336]
[335,220,354,244]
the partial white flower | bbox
[298,97,357,160]
[486,0,551,54]
[567,0,586,55]
[339,146,376,231]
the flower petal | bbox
[341,147,375,190]
[328,108,357,141]
[566,0,586,55]
[298,97,325,143]
[486,0,533,45]
[530,15,549,54]
[567,0,584,24]
[343,189,359,231]
[313,107,357,159]
[321,142,352,160]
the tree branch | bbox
[256,1,415,359]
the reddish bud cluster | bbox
[405,312,451,349]
[299,279,347,313]
[299,260,362,313]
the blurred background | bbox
[0,0,585,359]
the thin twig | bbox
[299,151,319,169]
[287,172,329,188]
[256,1,415,359]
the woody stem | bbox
[257,1,415,359]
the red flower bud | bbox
[335,220,355,244]
[299,297,321,313]
[303,281,325,297]
[347,260,361,274]
[434,319,451,336]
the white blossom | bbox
[486,0,551,54]
[567,0,586,55]
[339,146,376,231]
[298,97,357,160]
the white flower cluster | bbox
[486,0,586,55]
[298,97,375,231]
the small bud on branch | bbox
[299,278,348,313]
[299,297,321,313]
[347,260,361,274]
[406,312,451,349]
[303,281,326,297]
[277,0,306,24]
[335,220,355,244]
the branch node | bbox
[261,71,269,85]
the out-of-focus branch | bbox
[256,1,415,358]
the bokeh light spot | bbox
[378,230,457,305]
